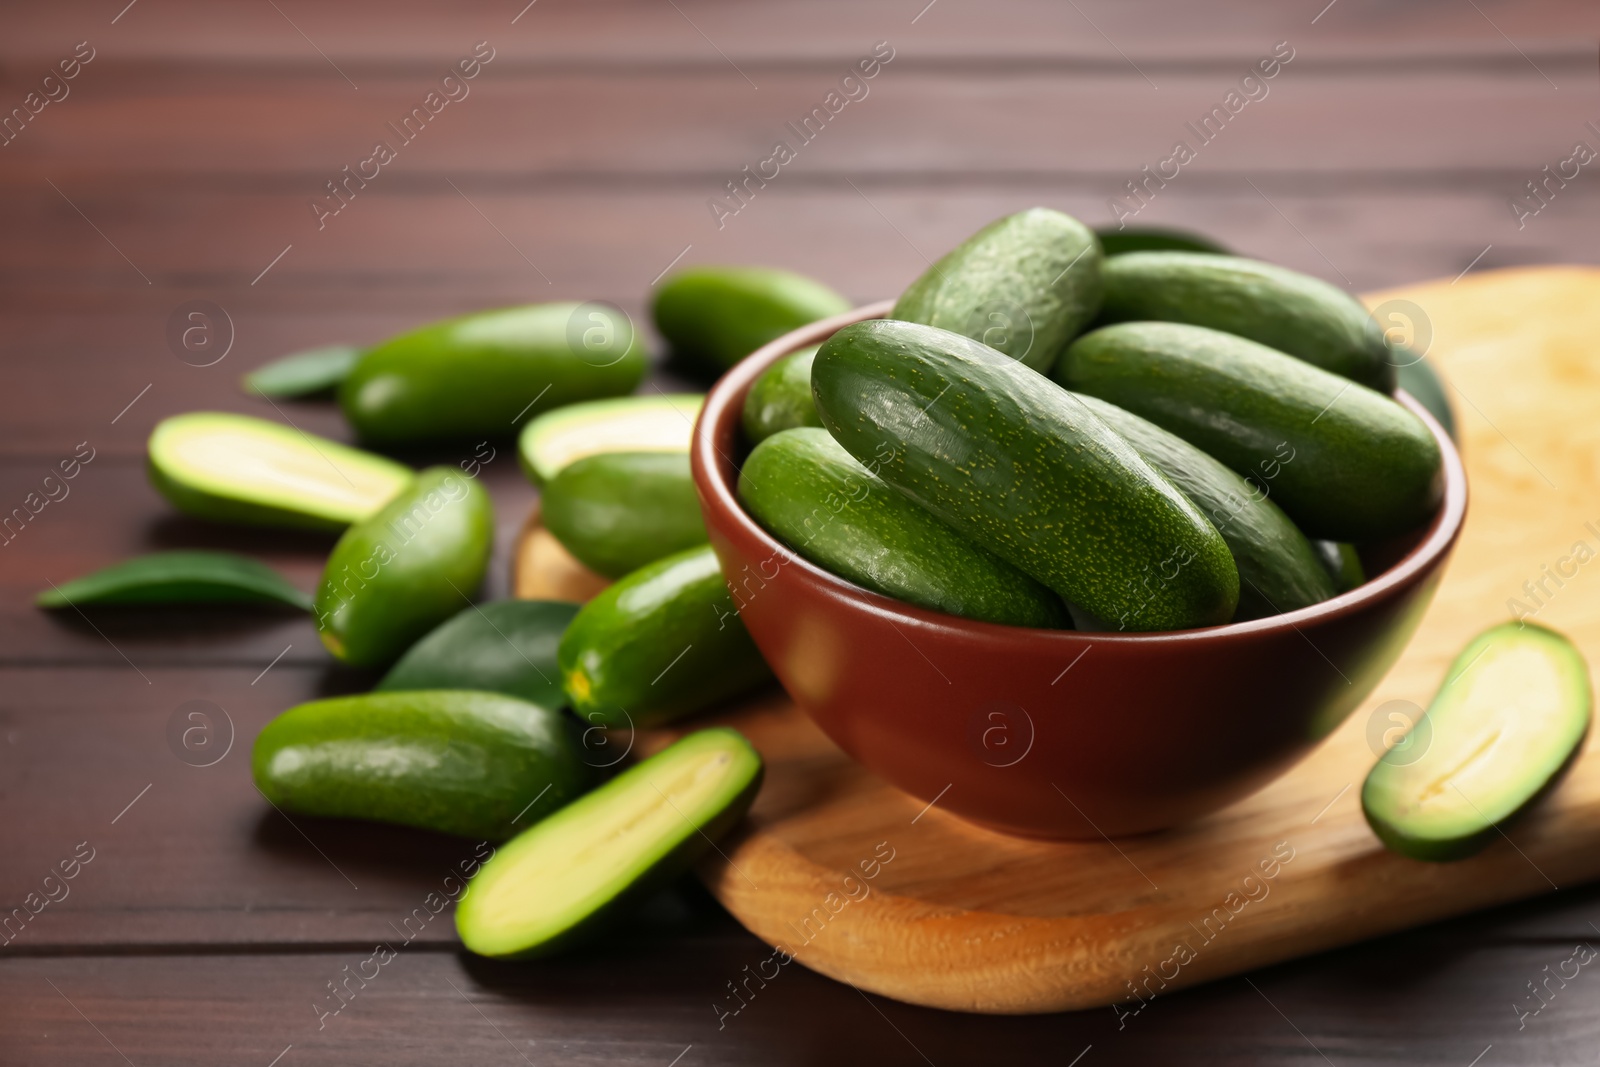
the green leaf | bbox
[242,345,363,397]
[38,551,313,610]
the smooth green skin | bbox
[1312,541,1366,593]
[148,412,414,531]
[456,727,762,958]
[1362,623,1591,862]
[1073,396,1336,622]
[653,266,850,374]
[252,690,593,842]
[242,344,363,397]
[340,303,647,445]
[377,599,578,709]
[558,545,772,727]
[314,467,495,666]
[892,207,1103,376]
[541,452,708,579]
[741,346,823,443]
[36,551,312,611]
[518,394,704,486]
[1095,225,1230,257]
[1056,322,1443,543]
[1394,351,1457,440]
[813,320,1239,632]
[1098,252,1396,391]
[739,429,1067,628]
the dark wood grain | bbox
[4,0,1600,1060]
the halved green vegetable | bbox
[455,727,762,957]
[253,690,593,841]
[1095,225,1230,257]
[148,412,413,531]
[37,551,312,611]
[741,346,822,444]
[542,452,707,579]
[242,345,363,398]
[653,266,850,374]
[559,545,772,728]
[1362,622,1592,862]
[518,394,703,486]
[314,467,495,666]
[377,600,579,709]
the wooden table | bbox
[4,1,1600,1062]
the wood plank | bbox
[0,0,1593,65]
[3,932,1598,1065]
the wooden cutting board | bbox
[515,266,1600,1014]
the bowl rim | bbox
[691,300,1469,645]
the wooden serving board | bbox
[516,267,1600,1014]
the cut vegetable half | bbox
[149,412,413,531]
[456,727,763,957]
[242,345,363,398]
[518,394,703,486]
[37,551,311,610]
[1362,622,1592,862]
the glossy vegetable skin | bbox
[518,393,703,486]
[653,266,850,374]
[541,452,708,579]
[37,551,312,611]
[455,727,762,957]
[253,690,593,841]
[892,207,1103,376]
[1056,321,1443,542]
[377,599,579,709]
[739,428,1066,627]
[741,346,823,443]
[314,467,495,666]
[558,545,772,727]
[341,302,647,444]
[812,320,1239,632]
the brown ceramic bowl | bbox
[691,301,1468,839]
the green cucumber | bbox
[1362,622,1591,862]
[1312,541,1365,593]
[252,690,593,841]
[558,545,772,727]
[812,320,1238,632]
[653,266,850,374]
[739,428,1066,627]
[1055,322,1443,542]
[1394,351,1456,440]
[377,599,578,709]
[314,467,495,666]
[891,207,1102,376]
[341,303,646,445]
[1095,225,1229,257]
[1097,252,1395,391]
[541,452,707,579]
[741,346,822,443]
[242,344,363,398]
[148,412,413,531]
[1072,396,1335,621]
[518,394,703,486]
[36,550,312,611]
[456,727,762,957]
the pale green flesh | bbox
[1364,623,1591,854]
[150,413,411,524]
[456,728,760,956]
[518,395,703,485]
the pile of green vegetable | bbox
[33,202,1580,973]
